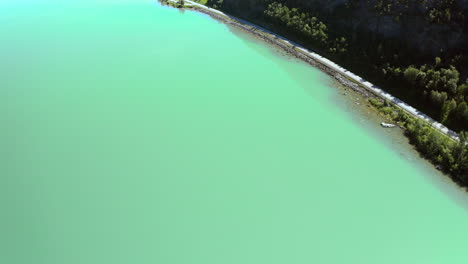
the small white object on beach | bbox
[381,122,396,128]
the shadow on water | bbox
[332,78,468,212]
[425,170,468,212]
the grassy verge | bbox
[191,0,208,4]
[159,0,192,9]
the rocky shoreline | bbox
[180,4,467,189]
[192,7,376,99]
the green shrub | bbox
[369,98,384,108]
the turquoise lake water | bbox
[1,1,467,263]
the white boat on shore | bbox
[381,122,396,128]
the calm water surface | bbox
[1,1,467,263]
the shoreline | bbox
[162,0,467,189]
[180,1,459,142]
[191,7,374,99]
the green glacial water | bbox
[1,1,467,263]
